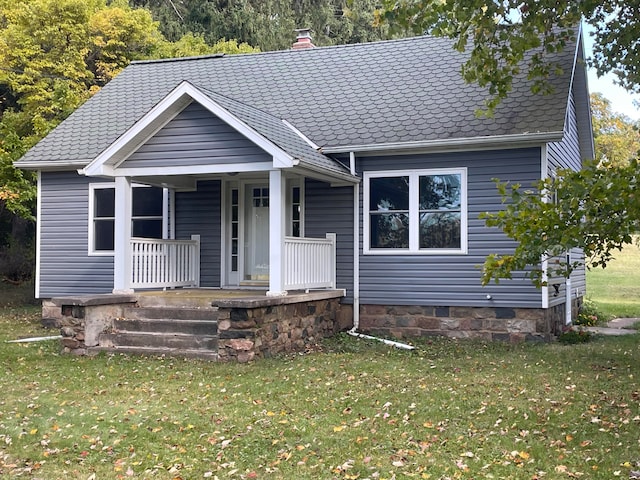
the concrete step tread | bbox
[114,318,218,335]
[124,306,219,321]
[101,331,218,350]
[110,331,218,338]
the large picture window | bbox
[89,184,164,255]
[364,168,467,254]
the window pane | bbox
[419,174,461,210]
[94,188,115,218]
[369,177,409,211]
[94,219,114,251]
[370,213,409,248]
[132,219,163,238]
[420,212,461,249]
[132,187,163,216]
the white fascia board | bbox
[281,119,321,150]
[83,84,194,176]
[83,81,295,177]
[115,161,275,177]
[321,131,565,155]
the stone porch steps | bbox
[98,306,219,360]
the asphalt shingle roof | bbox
[16,35,577,168]
[197,85,350,177]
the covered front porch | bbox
[112,171,340,296]
[78,81,358,297]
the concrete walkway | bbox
[586,317,639,336]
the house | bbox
[15,28,593,359]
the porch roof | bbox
[81,81,357,186]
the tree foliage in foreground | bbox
[480,160,640,286]
[381,0,639,113]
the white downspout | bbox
[346,151,415,350]
[565,252,572,325]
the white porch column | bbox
[267,169,287,296]
[113,176,134,294]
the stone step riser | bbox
[124,307,218,321]
[114,319,218,336]
[136,296,216,309]
[102,332,218,351]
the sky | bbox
[587,68,640,121]
[583,25,640,121]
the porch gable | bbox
[81,81,295,178]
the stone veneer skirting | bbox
[358,300,580,342]
[41,290,352,362]
[213,294,351,362]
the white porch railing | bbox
[284,233,336,290]
[130,235,200,289]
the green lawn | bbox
[586,241,640,318]
[1,297,639,479]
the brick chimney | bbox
[292,28,315,50]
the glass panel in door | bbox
[243,185,269,282]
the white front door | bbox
[224,179,303,287]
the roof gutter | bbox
[296,161,360,186]
[15,160,92,171]
[321,131,565,155]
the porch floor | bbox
[136,288,345,309]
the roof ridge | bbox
[130,34,433,66]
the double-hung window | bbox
[89,183,164,255]
[364,168,467,254]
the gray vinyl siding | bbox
[39,172,114,297]
[547,90,581,172]
[123,103,271,168]
[357,147,543,308]
[174,180,221,287]
[304,179,354,300]
[547,88,586,306]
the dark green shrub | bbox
[558,327,593,344]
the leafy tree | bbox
[480,160,640,286]
[131,0,396,51]
[590,92,640,167]
[0,0,259,219]
[380,0,639,113]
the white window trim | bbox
[363,168,468,255]
[88,182,168,256]
[89,183,116,256]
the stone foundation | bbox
[214,293,352,362]
[359,300,582,343]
